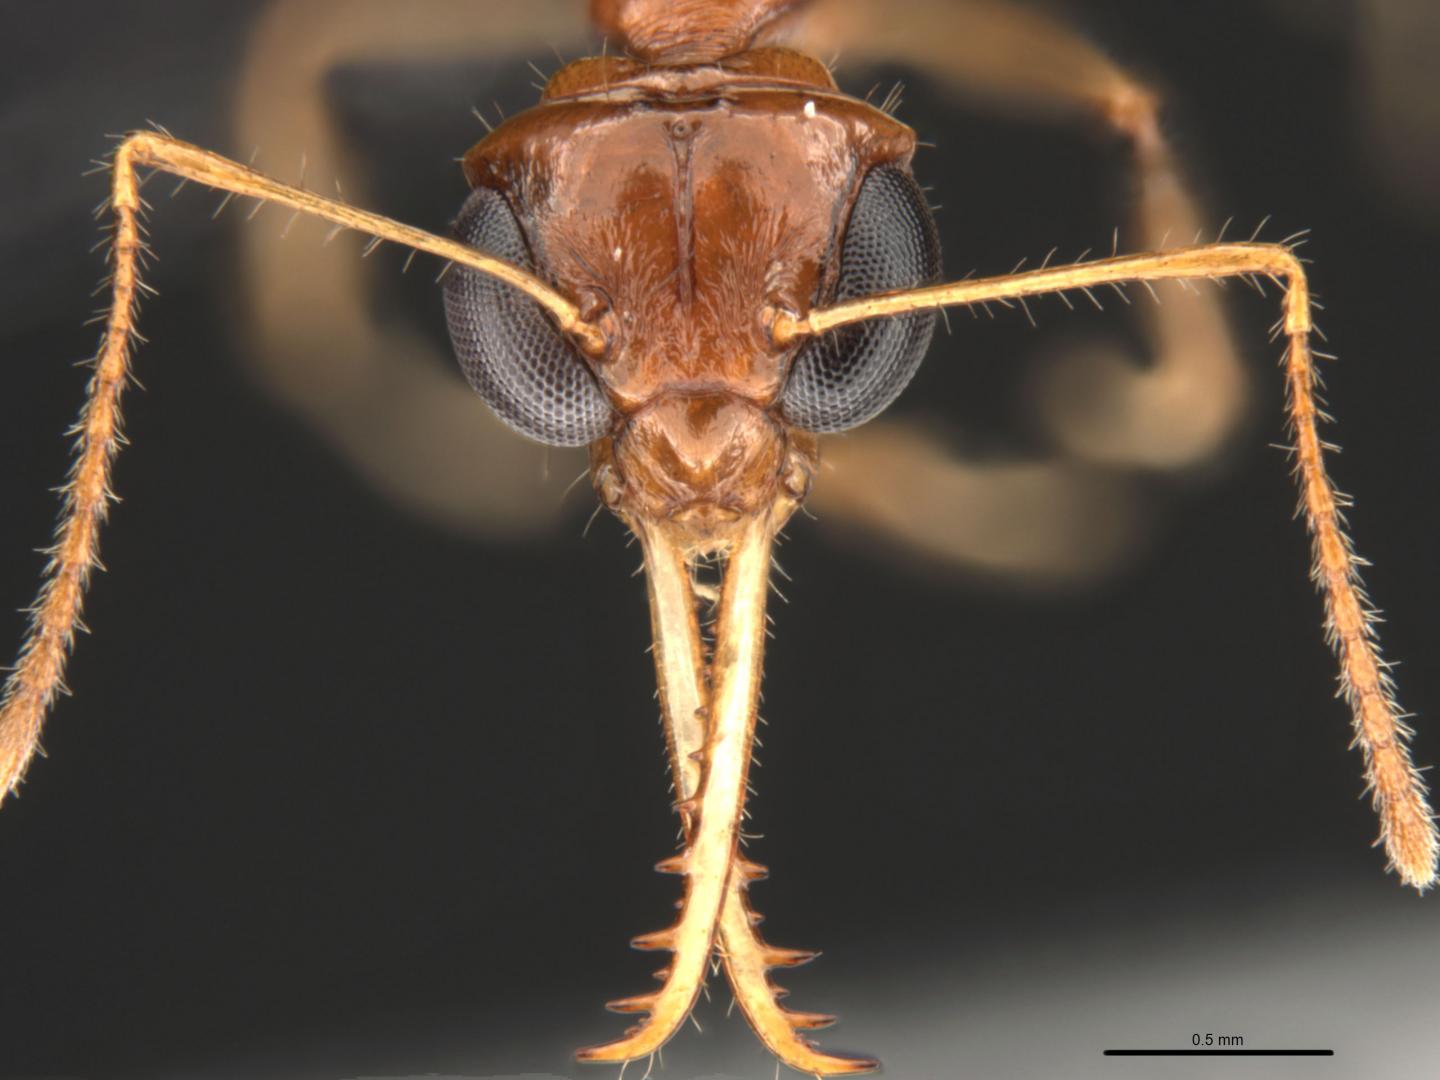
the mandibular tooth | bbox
[763,946,820,968]
[652,966,671,982]
[606,993,659,1014]
[653,854,687,875]
[783,1009,837,1030]
[736,858,769,881]
[631,927,678,951]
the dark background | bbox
[2,3,1437,1077]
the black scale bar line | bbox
[1104,1049,1335,1057]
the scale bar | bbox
[1104,1050,1334,1057]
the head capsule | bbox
[445,40,937,537]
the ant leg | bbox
[781,242,1438,892]
[807,0,1246,460]
[807,423,1146,583]
[801,0,1245,574]
[230,0,589,534]
[0,131,593,801]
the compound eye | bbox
[444,186,614,447]
[781,165,941,433]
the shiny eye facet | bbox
[444,187,614,447]
[781,165,941,433]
